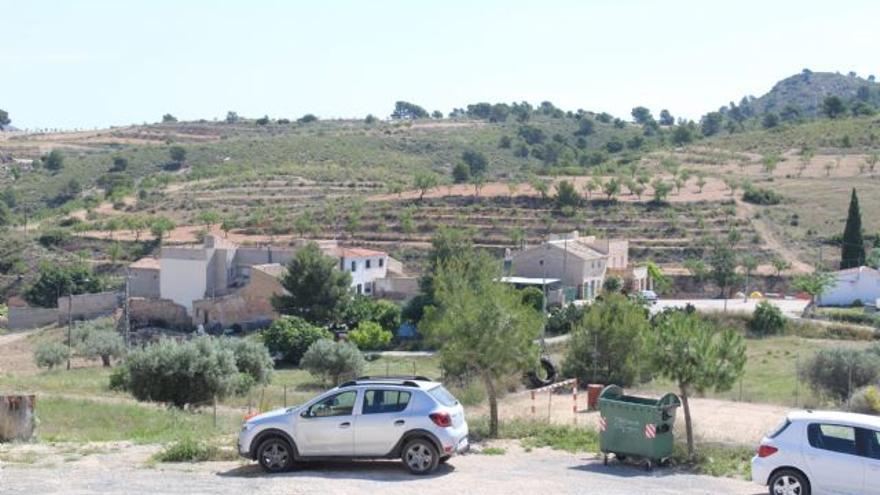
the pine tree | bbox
[841,188,865,269]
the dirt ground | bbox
[0,440,758,495]
[472,388,788,447]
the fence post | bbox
[283,385,288,408]
[794,352,800,407]
[213,395,217,428]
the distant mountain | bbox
[744,70,879,117]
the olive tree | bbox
[644,311,746,459]
[421,251,542,437]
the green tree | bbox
[671,125,693,145]
[451,162,470,184]
[0,108,10,127]
[34,342,68,370]
[262,316,332,366]
[748,300,786,336]
[840,188,865,269]
[659,109,674,126]
[391,101,429,120]
[25,262,103,308]
[421,251,541,437]
[197,210,220,231]
[225,111,239,123]
[461,150,488,177]
[630,106,653,125]
[301,339,366,386]
[562,294,648,386]
[792,272,835,314]
[821,96,846,119]
[169,145,186,164]
[700,112,723,136]
[272,242,352,326]
[0,202,11,228]
[771,258,791,277]
[602,178,620,201]
[162,113,178,123]
[554,180,581,209]
[652,179,671,203]
[741,254,758,301]
[43,150,65,172]
[709,240,741,304]
[761,113,780,129]
[110,156,129,172]
[150,216,176,243]
[413,172,439,201]
[645,311,746,458]
[530,176,549,201]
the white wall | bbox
[345,256,388,295]
[818,268,880,306]
[160,257,208,315]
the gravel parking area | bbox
[0,442,760,495]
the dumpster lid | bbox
[598,385,681,408]
[599,384,623,400]
[658,392,681,409]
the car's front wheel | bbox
[402,438,440,475]
[257,437,294,473]
[768,469,810,495]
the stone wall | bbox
[374,276,419,300]
[192,266,284,329]
[8,307,59,330]
[129,298,192,331]
[57,291,120,324]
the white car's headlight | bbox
[241,422,255,432]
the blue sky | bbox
[2,0,878,129]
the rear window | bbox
[428,385,458,407]
[808,423,858,455]
[767,419,791,439]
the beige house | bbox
[192,264,286,329]
[510,231,648,301]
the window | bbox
[379,258,384,268]
[366,259,372,269]
[339,258,344,270]
[767,419,791,439]
[351,261,357,272]
[306,391,357,418]
[808,423,858,455]
[356,283,362,294]
[364,282,372,294]
[428,386,458,407]
[862,429,880,460]
[362,390,411,414]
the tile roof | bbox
[328,247,388,258]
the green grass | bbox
[152,437,238,463]
[636,335,874,407]
[0,367,117,398]
[469,418,599,453]
[479,446,506,455]
[672,443,754,479]
[35,397,239,443]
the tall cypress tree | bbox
[840,188,865,269]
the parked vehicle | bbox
[751,410,880,495]
[238,376,469,474]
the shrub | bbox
[218,337,273,385]
[748,300,786,336]
[849,385,880,415]
[301,339,365,385]
[742,186,782,205]
[120,337,239,407]
[802,347,880,401]
[545,304,585,335]
[343,296,402,333]
[261,316,331,366]
[34,342,68,370]
[348,321,393,351]
[152,437,234,462]
[80,331,125,367]
[519,286,544,312]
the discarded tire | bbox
[526,357,558,388]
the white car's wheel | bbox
[769,469,810,495]
[257,437,293,473]
[402,438,440,475]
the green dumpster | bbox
[597,385,681,468]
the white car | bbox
[751,410,880,495]
[238,376,469,474]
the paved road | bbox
[653,298,809,318]
[0,442,761,495]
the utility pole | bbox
[66,290,73,370]
[123,269,131,348]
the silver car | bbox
[238,376,469,474]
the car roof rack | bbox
[357,375,432,382]
[337,376,432,389]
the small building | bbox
[817,266,880,307]
[192,263,286,329]
[328,247,389,296]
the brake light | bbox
[429,412,452,427]
[757,445,778,458]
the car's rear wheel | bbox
[402,438,440,475]
[438,455,450,464]
[768,469,810,495]
[257,437,293,473]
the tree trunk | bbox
[680,386,695,460]
[101,354,111,367]
[481,371,499,437]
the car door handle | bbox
[339,422,351,428]
[394,420,405,426]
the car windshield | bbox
[429,385,458,407]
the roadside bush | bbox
[301,339,365,386]
[347,321,392,351]
[261,316,331,366]
[343,296,402,333]
[849,385,880,415]
[120,337,239,407]
[519,286,544,313]
[562,294,648,386]
[802,347,880,401]
[152,437,235,462]
[748,300,786,336]
[34,342,68,370]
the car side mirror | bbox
[300,409,312,418]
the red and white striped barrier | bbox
[645,423,656,439]
[530,378,579,424]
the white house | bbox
[328,247,389,296]
[817,266,880,307]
